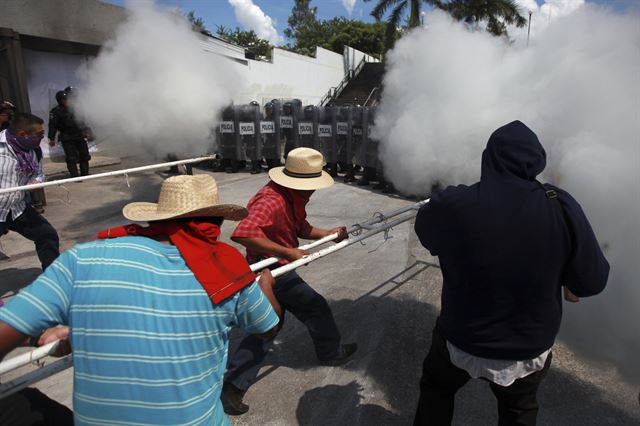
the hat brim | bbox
[268,167,334,191]
[122,202,248,223]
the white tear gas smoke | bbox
[75,0,239,158]
[375,7,640,383]
[342,0,357,16]
[228,0,283,44]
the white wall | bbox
[239,47,346,106]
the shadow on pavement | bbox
[231,262,639,425]
[296,381,400,426]
[0,268,41,298]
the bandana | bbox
[97,222,256,304]
[5,130,41,177]
[268,181,312,233]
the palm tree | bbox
[363,0,436,49]
[364,0,526,49]
[440,0,527,36]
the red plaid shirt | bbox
[232,181,312,264]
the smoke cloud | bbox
[228,0,283,44]
[75,0,239,158]
[342,0,357,16]
[376,6,640,383]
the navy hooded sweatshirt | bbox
[415,121,609,360]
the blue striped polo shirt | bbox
[0,236,279,425]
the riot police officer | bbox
[261,101,282,170]
[48,88,93,177]
[281,102,296,157]
[241,101,261,174]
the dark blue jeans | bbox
[225,270,341,391]
[0,205,59,270]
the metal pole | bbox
[527,11,533,47]
[0,199,429,383]
[250,199,428,271]
[0,341,60,375]
[0,155,217,195]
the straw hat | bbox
[269,147,334,190]
[123,174,248,222]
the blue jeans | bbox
[225,270,341,391]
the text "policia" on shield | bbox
[220,121,234,133]
[239,123,255,135]
[298,123,313,135]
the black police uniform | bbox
[48,102,91,177]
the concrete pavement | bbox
[0,161,638,425]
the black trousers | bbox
[0,205,59,270]
[225,270,341,391]
[414,326,552,426]
[62,139,90,177]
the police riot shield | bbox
[218,105,241,161]
[260,101,281,166]
[281,101,297,156]
[317,106,336,163]
[363,106,379,169]
[239,103,261,161]
[297,105,317,149]
[351,106,367,168]
[336,105,352,173]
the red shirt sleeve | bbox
[231,196,273,239]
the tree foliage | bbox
[216,26,273,60]
[439,0,527,36]
[285,1,390,57]
[185,11,212,36]
[364,0,527,48]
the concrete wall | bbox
[0,0,126,47]
[238,47,346,106]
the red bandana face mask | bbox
[97,221,256,304]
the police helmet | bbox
[303,105,315,118]
[283,102,292,114]
[265,102,274,113]
[249,101,259,107]
[55,90,68,105]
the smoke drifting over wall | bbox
[376,7,640,383]
[75,0,239,158]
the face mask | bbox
[16,133,43,150]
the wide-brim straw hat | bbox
[123,174,248,222]
[269,147,334,191]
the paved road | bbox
[1,162,638,425]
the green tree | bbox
[364,0,526,48]
[216,26,273,60]
[363,0,434,49]
[439,0,527,36]
[284,0,319,42]
[185,11,212,36]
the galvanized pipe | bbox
[0,156,216,194]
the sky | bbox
[101,0,633,45]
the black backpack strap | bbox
[536,180,580,302]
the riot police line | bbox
[216,100,393,191]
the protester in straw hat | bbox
[0,174,282,426]
[222,147,357,415]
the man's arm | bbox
[253,270,282,340]
[0,321,29,359]
[47,111,58,146]
[232,236,309,262]
[298,225,348,242]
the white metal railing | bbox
[0,156,217,195]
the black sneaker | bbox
[220,382,249,415]
[319,343,358,366]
